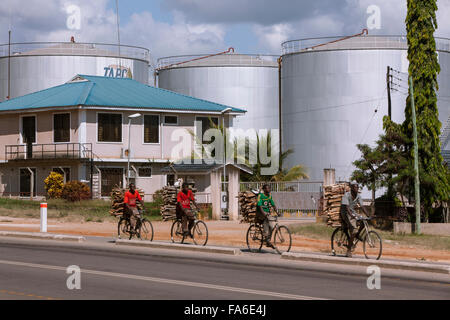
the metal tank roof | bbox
[157,53,278,70]
[282,35,450,55]
[0,41,151,63]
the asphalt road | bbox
[0,241,448,300]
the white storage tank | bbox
[281,35,450,181]
[0,41,151,101]
[157,52,279,131]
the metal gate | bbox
[240,181,322,219]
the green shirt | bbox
[257,193,275,213]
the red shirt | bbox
[177,190,194,209]
[124,190,142,207]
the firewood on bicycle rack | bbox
[322,183,349,227]
[159,186,198,221]
[238,191,258,223]
[109,186,144,216]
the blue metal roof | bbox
[0,75,246,113]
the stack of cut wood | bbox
[238,191,258,223]
[109,186,144,216]
[159,186,198,221]
[160,186,179,221]
[322,183,349,227]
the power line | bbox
[282,96,386,117]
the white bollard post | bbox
[40,203,47,233]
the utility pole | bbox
[386,66,392,119]
[7,30,11,100]
[409,76,421,234]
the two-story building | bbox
[0,75,246,215]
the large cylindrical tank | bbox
[0,42,150,101]
[157,53,279,131]
[281,35,450,182]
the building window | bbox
[52,167,71,183]
[138,167,152,177]
[100,168,123,197]
[167,174,175,186]
[54,113,70,142]
[196,117,219,144]
[20,168,37,197]
[164,115,178,125]
[144,115,159,143]
[22,116,36,144]
[98,113,122,142]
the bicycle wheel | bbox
[273,225,292,254]
[363,231,382,260]
[117,217,130,239]
[171,220,184,244]
[331,227,350,256]
[137,219,154,241]
[192,220,208,246]
[246,224,264,253]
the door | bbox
[22,116,36,159]
[20,168,37,197]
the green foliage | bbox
[404,0,450,219]
[44,172,64,199]
[61,181,91,202]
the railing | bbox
[240,181,323,193]
[157,53,279,69]
[281,35,450,55]
[5,143,93,161]
[0,42,151,63]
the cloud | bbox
[253,23,293,53]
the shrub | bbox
[44,172,64,199]
[61,181,91,202]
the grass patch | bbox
[0,198,162,222]
[291,222,450,251]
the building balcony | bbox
[5,143,93,162]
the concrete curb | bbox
[0,231,85,242]
[115,239,241,255]
[281,252,450,275]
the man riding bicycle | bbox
[340,181,370,257]
[124,183,143,233]
[257,184,280,248]
[176,182,199,238]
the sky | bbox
[1,0,450,63]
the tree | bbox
[351,144,384,215]
[404,0,450,220]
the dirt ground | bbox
[1,216,449,263]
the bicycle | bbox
[170,207,209,246]
[331,216,382,260]
[246,214,292,255]
[117,209,154,241]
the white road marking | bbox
[0,259,326,300]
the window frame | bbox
[142,114,161,145]
[96,112,123,144]
[19,167,37,197]
[138,167,152,178]
[52,112,71,143]
[163,115,178,126]
[195,116,219,144]
[52,167,71,182]
[19,114,37,145]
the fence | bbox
[240,181,323,219]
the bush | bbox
[44,172,64,199]
[61,181,91,202]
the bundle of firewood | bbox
[322,183,349,227]
[109,186,144,216]
[239,191,258,223]
[159,185,198,221]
